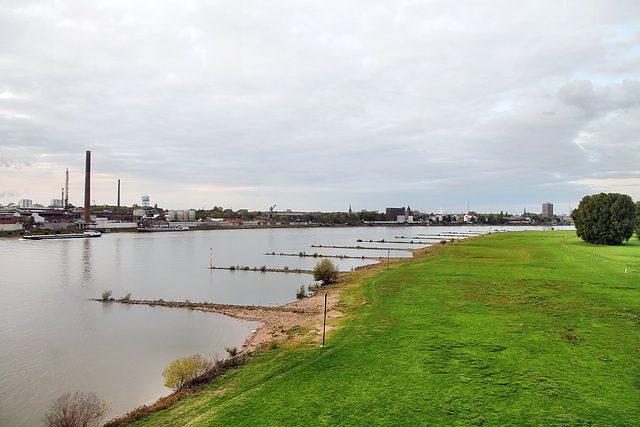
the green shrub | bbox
[101,290,112,301]
[296,285,306,299]
[313,259,339,284]
[162,355,212,391]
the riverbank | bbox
[100,240,440,425]
[126,230,640,425]
[97,241,428,356]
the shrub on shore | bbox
[313,259,339,284]
[162,355,212,391]
[296,284,306,299]
[43,391,110,427]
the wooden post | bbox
[322,292,327,346]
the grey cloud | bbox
[558,79,640,117]
[1,1,639,211]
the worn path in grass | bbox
[133,230,640,426]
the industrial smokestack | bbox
[65,168,69,211]
[117,179,121,212]
[84,151,91,223]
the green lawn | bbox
[133,230,640,426]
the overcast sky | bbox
[1,1,639,214]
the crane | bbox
[267,204,277,219]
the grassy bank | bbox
[131,230,640,426]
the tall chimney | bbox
[117,179,121,212]
[84,150,91,223]
[65,168,69,211]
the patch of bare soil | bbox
[193,288,343,353]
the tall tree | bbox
[571,193,635,245]
[636,201,640,240]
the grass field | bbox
[133,230,640,426]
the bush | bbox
[572,193,635,245]
[225,346,238,357]
[43,391,110,427]
[313,259,339,284]
[296,284,306,299]
[162,355,213,391]
[101,290,112,301]
[120,293,131,302]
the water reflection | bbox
[82,238,93,284]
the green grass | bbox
[132,231,640,426]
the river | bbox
[0,225,559,425]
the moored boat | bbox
[23,230,102,240]
[137,226,189,232]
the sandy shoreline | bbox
[207,243,440,353]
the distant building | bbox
[19,199,33,208]
[385,206,413,223]
[386,207,404,222]
[509,215,532,224]
[464,213,477,223]
[168,209,196,222]
[542,202,553,218]
[50,199,64,208]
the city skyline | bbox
[1,1,639,215]
[7,193,562,217]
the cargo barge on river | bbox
[23,230,102,240]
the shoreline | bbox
[98,241,439,355]
[100,236,484,425]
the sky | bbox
[1,1,639,215]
